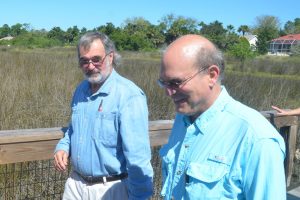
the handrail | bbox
[0,120,173,164]
[0,111,298,186]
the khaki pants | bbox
[63,171,128,200]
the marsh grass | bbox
[0,47,81,130]
[1,47,300,198]
[224,71,300,110]
[1,48,299,130]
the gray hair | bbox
[195,44,225,83]
[77,32,121,68]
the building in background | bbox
[243,34,257,50]
[269,34,300,56]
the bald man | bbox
[158,34,286,199]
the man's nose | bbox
[165,87,176,96]
[87,62,96,70]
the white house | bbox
[242,34,257,50]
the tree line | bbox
[0,14,299,56]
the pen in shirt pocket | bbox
[98,99,103,112]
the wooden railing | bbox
[0,120,173,164]
[0,111,299,187]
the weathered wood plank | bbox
[150,129,171,147]
[149,120,173,131]
[0,121,174,144]
[0,120,173,164]
[261,111,298,127]
[0,140,59,164]
[0,127,64,144]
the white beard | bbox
[84,60,111,84]
[85,72,103,84]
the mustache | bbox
[85,70,101,77]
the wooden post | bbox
[261,111,299,187]
[286,124,298,187]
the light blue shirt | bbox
[160,87,286,200]
[55,69,153,200]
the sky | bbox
[1,0,299,31]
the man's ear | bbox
[208,65,220,88]
[108,52,114,65]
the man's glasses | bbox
[157,67,208,89]
[79,52,111,68]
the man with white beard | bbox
[53,32,153,200]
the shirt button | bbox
[177,170,182,175]
[184,144,189,148]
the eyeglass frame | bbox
[79,51,112,68]
[157,66,209,89]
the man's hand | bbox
[272,105,300,116]
[271,106,288,116]
[54,150,69,171]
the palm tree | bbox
[238,25,250,36]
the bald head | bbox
[166,34,216,57]
[162,34,225,82]
[159,34,224,118]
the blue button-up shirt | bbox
[55,69,153,199]
[160,87,286,200]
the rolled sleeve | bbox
[54,124,72,154]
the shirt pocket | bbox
[185,162,229,199]
[94,112,119,147]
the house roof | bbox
[243,34,257,41]
[272,34,300,41]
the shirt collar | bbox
[183,86,233,134]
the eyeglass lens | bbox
[79,56,102,66]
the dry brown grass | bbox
[0,48,175,131]
[1,47,300,130]
[0,47,81,130]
